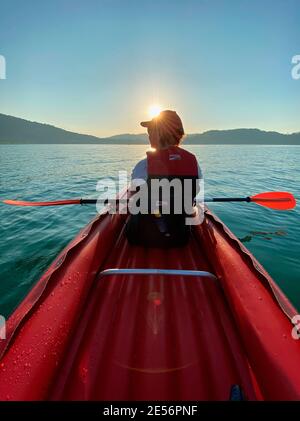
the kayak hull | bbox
[0,202,299,401]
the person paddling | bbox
[126,110,202,247]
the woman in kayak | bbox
[126,110,202,247]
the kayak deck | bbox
[0,207,299,400]
[49,227,256,400]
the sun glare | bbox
[148,104,162,119]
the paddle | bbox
[2,191,296,210]
[205,192,296,210]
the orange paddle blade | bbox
[3,199,81,207]
[250,192,296,210]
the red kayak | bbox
[0,195,299,401]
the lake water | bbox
[0,144,299,317]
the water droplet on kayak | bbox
[80,367,88,379]
[258,296,262,301]
[6,395,11,401]
[283,334,287,339]
[51,292,55,297]
[24,362,31,368]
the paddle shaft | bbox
[82,197,252,204]
[205,197,251,203]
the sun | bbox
[148,104,162,119]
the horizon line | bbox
[1,111,299,138]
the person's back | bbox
[126,110,202,248]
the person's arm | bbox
[130,158,148,191]
[195,162,203,197]
[197,163,203,180]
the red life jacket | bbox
[126,146,198,247]
[146,146,199,215]
[147,146,198,177]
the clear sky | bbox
[0,0,299,136]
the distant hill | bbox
[0,113,299,145]
[187,129,300,145]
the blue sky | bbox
[0,0,299,136]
